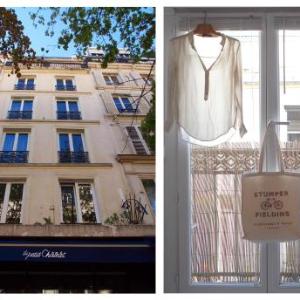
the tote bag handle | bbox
[258,121,286,173]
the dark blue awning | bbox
[0,237,155,263]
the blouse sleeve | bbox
[165,39,177,131]
[234,42,247,137]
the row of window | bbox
[15,78,76,91]
[0,126,149,164]
[0,181,97,224]
[14,74,152,91]
[7,95,139,121]
[103,73,152,86]
[0,179,155,224]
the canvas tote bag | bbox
[242,123,300,241]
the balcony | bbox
[0,151,28,163]
[55,85,76,91]
[57,111,82,120]
[58,151,89,163]
[7,111,32,120]
[14,84,35,90]
[117,108,138,113]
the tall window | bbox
[60,182,97,224]
[15,78,35,90]
[168,12,300,293]
[8,99,33,119]
[58,132,89,163]
[126,126,149,155]
[57,100,81,120]
[56,79,76,91]
[142,179,155,216]
[113,96,137,113]
[0,132,29,163]
[0,182,24,224]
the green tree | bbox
[30,7,155,67]
[0,8,36,77]
[141,81,155,152]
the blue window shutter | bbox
[3,134,15,151]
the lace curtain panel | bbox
[191,142,300,284]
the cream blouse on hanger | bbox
[166,31,247,145]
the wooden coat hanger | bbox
[193,11,221,37]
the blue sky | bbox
[13,7,155,58]
[14,8,77,57]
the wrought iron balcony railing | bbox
[0,151,28,163]
[58,151,89,163]
[57,111,82,120]
[55,85,76,91]
[117,107,138,113]
[14,84,35,90]
[7,110,33,120]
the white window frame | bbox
[165,8,300,293]
[140,178,156,219]
[55,77,76,89]
[103,74,119,85]
[125,125,151,155]
[57,132,87,152]
[10,99,33,112]
[60,182,99,224]
[56,99,81,113]
[0,182,25,224]
[113,95,137,112]
[1,132,30,152]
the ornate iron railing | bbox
[121,193,147,224]
[58,151,89,163]
[7,111,32,120]
[57,111,82,120]
[0,151,28,163]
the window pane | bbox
[11,101,21,112]
[65,79,73,87]
[61,185,77,224]
[190,30,261,284]
[59,134,70,152]
[0,184,6,220]
[3,134,15,151]
[68,102,79,112]
[5,183,23,224]
[142,179,155,216]
[23,101,33,111]
[113,97,123,112]
[78,184,96,223]
[57,101,67,112]
[121,97,133,110]
[278,30,300,285]
[16,134,28,151]
[72,134,84,152]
